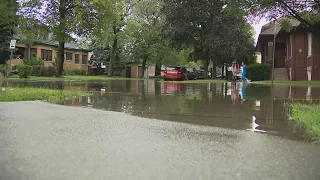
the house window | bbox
[75,54,80,64]
[66,52,73,61]
[82,55,87,64]
[30,48,37,58]
[41,49,53,61]
[308,32,312,57]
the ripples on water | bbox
[5,79,320,142]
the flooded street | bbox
[4,79,320,142]
[2,80,320,179]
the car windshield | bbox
[166,66,181,70]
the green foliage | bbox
[0,0,18,64]
[291,104,320,142]
[17,65,32,78]
[64,68,87,76]
[41,67,56,77]
[247,64,270,81]
[0,87,88,102]
[162,0,256,70]
[0,64,7,75]
[24,57,44,66]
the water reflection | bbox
[5,79,320,141]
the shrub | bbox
[31,66,42,76]
[0,64,7,76]
[24,57,44,66]
[17,65,32,78]
[64,68,87,76]
[247,64,270,81]
[40,66,56,77]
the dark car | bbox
[194,67,204,79]
[164,66,188,81]
[186,67,198,80]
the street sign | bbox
[10,40,16,49]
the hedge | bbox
[247,64,270,81]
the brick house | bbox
[9,35,90,71]
[256,17,320,81]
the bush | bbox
[40,66,56,77]
[24,57,44,66]
[64,68,87,76]
[247,64,270,81]
[17,65,32,78]
[0,64,7,76]
[31,66,42,76]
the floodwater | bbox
[4,79,320,142]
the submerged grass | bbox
[162,79,227,84]
[291,104,320,142]
[252,80,320,87]
[5,75,145,81]
[0,87,89,103]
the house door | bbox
[275,43,286,68]
[126,67,131,78]
[138,66,143,78]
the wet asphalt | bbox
[1,101,320,180]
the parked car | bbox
[186,67,198,80]
[194,67,204,79]
[164,66,188,81]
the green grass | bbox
[252,80,320,87]
[162,79,227,84]
[291,104,320,141]
[0,87,89,103]
[5,75,145,81]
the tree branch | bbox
[277,0,313,27]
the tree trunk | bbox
[56,0,66,77]
[56,41,65,77]
[141,56,147,78]
[211,60,217,79]
[222,64,225,79]
[204,60,208,79]
[108,37,118,77]
[27,45,31,60]
[155,63,161,76]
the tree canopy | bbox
[162,0,256,77]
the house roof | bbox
[13,34,90,52]
[256,17,301,52]
[259,17,301,35]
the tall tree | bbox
[16,17,48,60]
[19,0,105,77]
[162,0,253,78]
[0,0,17,64]
[227,0,320,33]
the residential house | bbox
[256,17,320,81]
[9,35,91,71]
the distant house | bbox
[9,34,91,70]
[256,17,320,81]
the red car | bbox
[164,66,188,81]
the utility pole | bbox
[272,19,277,85]
[8,40,16,77]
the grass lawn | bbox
[5,75,146,81]
[291,104,320,142]
[0,87,89,103]
[162,79,227,84]
[252,80,320,87]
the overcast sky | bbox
[252,18,268,44]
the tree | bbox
[228,0,320,34]
[19,0,106,77]
[124,0,169,77]
[93,0,137,77]
[16,17,48,60]
[162,0,254,78]
[0,0,17,64]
